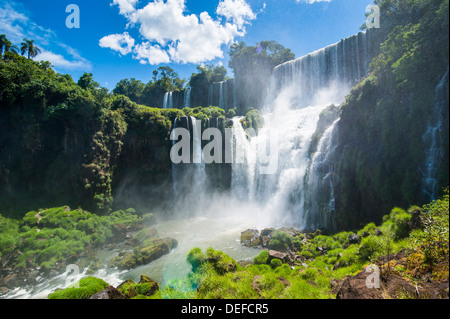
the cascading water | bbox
[208,79,236,110]
[163,92,173,109]
[268,31,374,109]
[232,30,375,230]
[304,119,340,231]
[231,117,256,201]
[183,87,191,109]
[421,66,449,201]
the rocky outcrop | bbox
[110,237,178,270]
[333,250,449,299]
[89,286,127,299]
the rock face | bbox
[89,286,127,299]
[110,237,178,270]
[117,275,159,298]
[334,250,450,299]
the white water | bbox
[208,79,236,110]
[421,67,449,201]
[163,91,173,109]
[304,119,340,231]
[184,87,191,109]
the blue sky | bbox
[0,0,374,90]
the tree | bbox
[229,40,295,112]
[0,34,7,56]
[189,65,228,107]
[20,39,41,59]
[77,72,99,90]
[113,78,145,103]
[0,35,19,56]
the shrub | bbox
[359,235,388,261]
[270,258,282,269]
[254,250,270,265]
[48,276,109,299]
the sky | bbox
[0,0,374,90]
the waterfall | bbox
[229,31,375,230]
[163,92,173,109]
[231,117,256,201]
[268,31,374,110]
[171,116,206,217]
[184,87,191,109]
[421,67,449,201]
[208,79,236,110]
[304,119,340,231]
[219,82,224,110]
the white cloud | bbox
[0,1,91,71]
[102,0,259,65]
[296,0,332,3]
[111,0,139,15]
[99,32,135,55]
[133,42,170,64]
[35,49,90,70]
[216,0,256,28]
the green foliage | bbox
[334,0,449,230]
[0,206,141,271]
[229,40,295,111]
[241,109,264,134]
[254,250,269,265]
[359,235,389,261]
[48,276,109,299]
[270,258,282,269]
[410,188,449,265]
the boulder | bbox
[241,229,260,248]
[268,250,289,263]
[89,286,127,299]
[409,208,425,230]
[110,237,178,270]
[348,233,360,244]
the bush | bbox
[270,258,282,269]
[48,276,109,299]
[268,230,291,251]
[254,250,270,265]
[359,235,388,261]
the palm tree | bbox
[3,39,19,55]
[20,39,41,59]
[0,34,8,56]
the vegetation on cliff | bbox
[331,0,449,230]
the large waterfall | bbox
[229,31,375,230]
[267,31,373,110]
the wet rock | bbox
[268,250,289,263]
[138,274,159,297]
[89,286,127,299]
[110,237,178,270]
[241,229,260,248]
[348,233,360,244]
[261,228,275,237]
[2,274,18,288]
